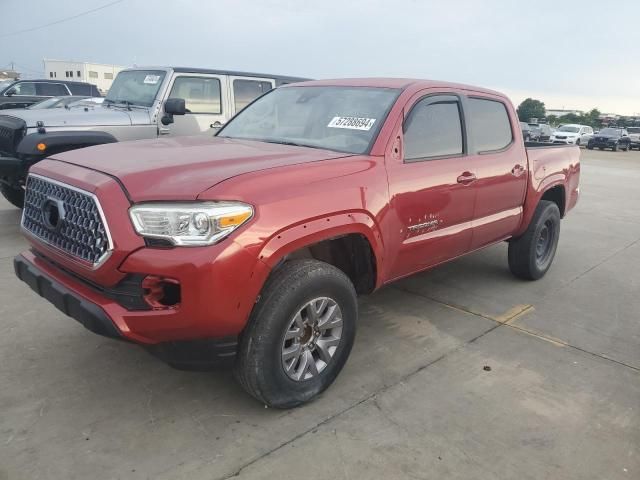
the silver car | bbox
[0,66,308,207]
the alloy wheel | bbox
[281,297,343,381]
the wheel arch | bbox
[540,183,566,218]
[258,212,384,294]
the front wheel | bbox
[235,259,357,408]
[508,200,561,280]
[0,182,25,209]
[612,143,619,152]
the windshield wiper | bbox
[103,99,146,111]
[262,139,323,149]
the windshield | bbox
[104,70,166,107]
[218,86,400,154]
[599,128,621,135]
[558,125,580,133]
[0,80,14,93]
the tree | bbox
[517,98,546,122]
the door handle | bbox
[210,121,225,129]
[511,164,525,176]
[159,127,171,135]
[456,172,477,185]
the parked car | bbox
[627,127,640,150]
[0,66,308,208]
[13,77,581,408]
[520,122,532,141]
[528,123,553,142]
[0,80,101,110]
[587,127,631,151]
[550,124,594,146]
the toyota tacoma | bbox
[14,78,580,408]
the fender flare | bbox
[515,177,567,237]
[257,211,386,288]
[17,130,118,156]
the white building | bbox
[43,59,126,94]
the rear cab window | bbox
[466,97,513,152]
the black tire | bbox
[508,200,561,280]
[623,143,629,152]
[575,138,581,146]
[612,143,618,152]
[587,144,594,150]
[0,183,25,209]
[235,259,357,408]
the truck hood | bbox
[50,136,352,201]
[554,132,579,137]
[0,106,134,128]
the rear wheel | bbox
[0,183,25,209]
[508,200,561,280]
[235,259,357,408]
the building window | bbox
[77,71,81,77]
[104,72,113,80]
[89,71,98,79]
[49,72,54,78]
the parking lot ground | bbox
[1,148,639,480]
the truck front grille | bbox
[21,175,112,267]
[0,115,26,155]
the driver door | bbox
[160,74,229,136]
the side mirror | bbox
[161,98,186,126]
[164,98,186,115]
[5,88,16,97]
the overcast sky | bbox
[3,0,638,115]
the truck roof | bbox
[124,66,310,85]
[283,77,507,97]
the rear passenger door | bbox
[162,73,229,136]
[464,96,527,249]
[229,76,275,116]
[386,92,476,280]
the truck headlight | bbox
[129,202,253,246]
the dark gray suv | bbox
[0,80,101,110]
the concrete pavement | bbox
[0,148,638,480]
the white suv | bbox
[550,124,594,146]
[627,127,640,150]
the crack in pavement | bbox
[395,287,640,373]
[560,235,640,290]
[219,321,502,479]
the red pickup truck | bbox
[14,78,580,408]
